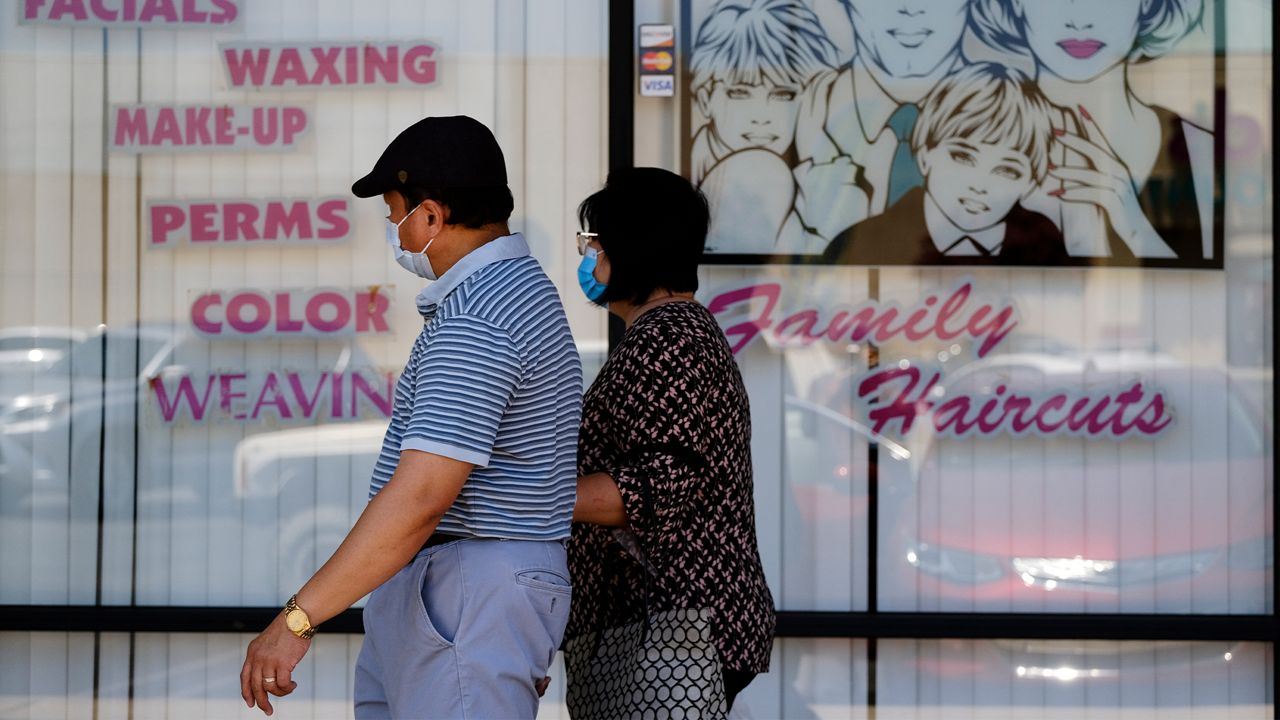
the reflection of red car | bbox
[879,353,1272,614]
[784,396,878,525]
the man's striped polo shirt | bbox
[369,233,582,541]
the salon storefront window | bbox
[658,0,1272,715]
[0,1,608,716]
[0,0,1273,717]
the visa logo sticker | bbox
[640,75,675,97]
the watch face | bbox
[286,610,307,634]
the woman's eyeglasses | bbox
[575,231,598,256]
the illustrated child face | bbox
[921,138,1035,232]
[845,0,969,78]
[1013,0,1144,82]
[700,79,802,156]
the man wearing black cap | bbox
[240,116,582,718]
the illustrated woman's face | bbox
[1014,0,1144,82]
[922,138,1035,232]
[702,80,802,155]
[846,0,969,78]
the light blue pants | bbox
[354,538,571,719]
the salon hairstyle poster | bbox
[681,0,1224,269]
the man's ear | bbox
[420,198,449,233]
[916,148,931,177]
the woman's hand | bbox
[240,612,312,716]
[1046,105,1176,259]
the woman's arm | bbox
[577,328,709,552]
[574,472,626,527]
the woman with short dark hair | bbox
[560,167,776,715]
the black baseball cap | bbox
[351,115,508,198]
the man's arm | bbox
[294,449,470,621]
[239,449,470,715]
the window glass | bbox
[0,0,609,606]
[687,0,1272,615]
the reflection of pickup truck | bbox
[223,339,607,595]
[229,420,390,591]
[229,340,611,495]
[233,420,387,498]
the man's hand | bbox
[233,450,471,715]
[240,612,311,716]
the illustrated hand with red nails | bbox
[1046,105,1177,259]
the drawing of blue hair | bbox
[691,0,839,92]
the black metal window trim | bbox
[1,606,1276,644]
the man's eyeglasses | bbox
[575,231,599,256]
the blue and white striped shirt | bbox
[370,233,581,540]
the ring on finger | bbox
[263,677,277,683]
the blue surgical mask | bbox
[385,204,437,281]
[577,247,608,305]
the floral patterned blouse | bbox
[565,301,776,673]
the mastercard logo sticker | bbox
[641,51,674,72]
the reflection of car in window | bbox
[0,328,85,363]
[0,325,178,483]
[0,325,388,601]
[888,637,1252,702]
[233,421,388,499]
[879,351,1271,614]
[224,338,609,591]
[784,394,908,526]
[230,339,611,499]
[0,327,89,406]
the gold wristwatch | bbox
[283,595,315,639]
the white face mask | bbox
[385,204,438,281]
